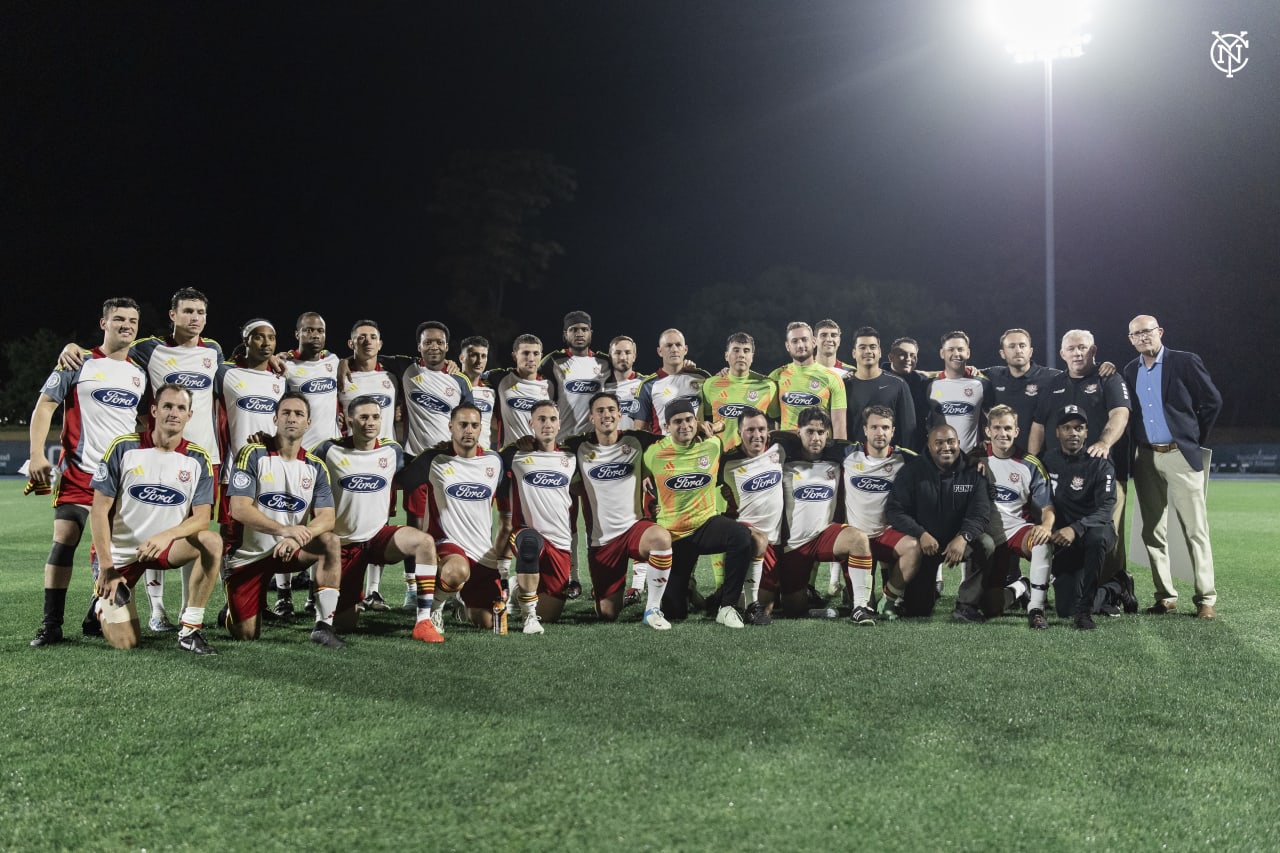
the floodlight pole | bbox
[1043,57,1056,353]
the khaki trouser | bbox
[1133,446,1216,606]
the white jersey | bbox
[338,367,398,442]
[541,350,612,440]
[315,438,404,544]
[489,370,552,445]
[133,336,224,465]
[92,433,214,567]
[782,455,842,550]
[637,370,708,434]
[41,349,146,477]
[216,361,283,466]
[224,442,334,569]
[284,352,342,450]
[400,363,474,455]
[469,383,497,449]
[983,446,1052,544]
[498,447,577,550]
[926,375,988,453]
[608,374,646,430]
[563,431,658,547]
[401,448,502,565]
[840,445,911,538]
[719,443,785,545]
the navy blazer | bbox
[1123,347,1222,472]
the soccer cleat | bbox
[177,630,217,656]
[411,619,445,643]
[271,597,295,620]
[522,613,545,635]
[849,606,877,626]
[622,587,641,608]
[1097,603,1123,617]
[303,596,316,615]
[1072,612,1098,631]
[310,623,346,648]
[1027,608,1049,630]
[744,601,772,626]
[564,580,582,600]
[715,605,744,629]
[877,596,902,621]
[951,604,987,624]
[429,607,446,636]
[30,624,64,647]
[82,599,104,637]
[361,591,391,612]
[149,611,176,633]
[643,608,672,630]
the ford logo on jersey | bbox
[363,394,393,409]
[127,484,186,506]
[236,396,278,414]
[939,401,975,416]
[588,462,633,481]
[794,484,835,502]
[163,372,213,390]
[509,396,538,412]
[524,471,569,489]
[994,485,1020,503]
[473,398,493,413]
[665,473,712,491]
[781,391,821,406]
[91,389,140,409]
[445,483,493,501]
[718,403,747,418]
[565,380,602,395]
[258,492,308,513]
[850,476,890,493]
[743,470,782,493]
[410,392,452,414]
[620,399,640,416]
[340,474,388,493]
[300,377,337,395]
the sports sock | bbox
[496,557,511,581]
[178,606,205,637]
[314,586,338,625]
[144,569,166,616]
[519,590,538,620]
[845,553,874,608]
[883,581,904,603]
[43,587,69,626]
[1028,543,1051,611]
[645,548,673,612]
[275,573,293,600]
[366,564,383,596]
[743,557,764,605]
[630,562,648,593]
[414,563,438,621]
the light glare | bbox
[985,0,1091,63]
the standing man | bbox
[88,384,223,654]
[486,334,552,447]
[923,331,994,454]
[842,327,915,451]
[606,335,648,431]
[29,297,147,647]
[458,336,496,448]
[1123,315,1222,618]
[769,322,847,439]
[699,332,780,451]
[886,336,930,453]
[981,328,1061,453]
[540,310,612,441]
[1040,407,1118,630]
[814,319,853,378]
[635,328,711,435]
[283,311,342,451]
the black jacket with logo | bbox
[886,453,992,544]
[1040,448,1117,537]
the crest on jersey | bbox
[964,387,974,397]
[444,385,456,398]
[1084,383,1098,394]
[485,467,495,478]
[325,363,334,373]
[768,450,780,464]
[302,476,313,489]
[697,456,710,470]
[809,379,821,391]
[382,379,392,389]
[825,466,838,480]
[1009,472,1020,483]
[379,457,389,468]
[203,357,212,369]
[133,376,142,388]
[561,456,571,467]
[1071,476,1085,491]
[747,390,759,402]
[232,470,252,490]
[1025,384,1038,395]
[43,374,59,390]
[273,383,281,394]
[178,470,191,482]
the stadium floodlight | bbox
[982,0,1092,353]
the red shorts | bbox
[754,545,783,594]
[404,484,428,519]
[337,525,402,612]
[438,541,503,610]
[776,524,845,594]
[588,521,657,602]
[530,539,573,600]
[115,541,179,587]
[1004,523,1034,555]
[870,527,906,565]
[54,465,94,508]
[224,555,291,623]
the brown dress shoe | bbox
[1146,598,1178,614]
[1196,604,1216,619]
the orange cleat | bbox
[412,619,445,643]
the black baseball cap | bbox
[1059,404,1088,424]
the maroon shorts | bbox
[870,527,907,565]
[438,541,503,610]
[1004,523,1034,555]
[224,555,291,623]
[404,484,429,519]
[54,465,94,508]
[115,541,179,587]
[776,524,845,594]
[588,520,657,602]
[755,545,783,594]
[337,525,402,612]
[530,539,573,600]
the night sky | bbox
[5,1,1278,425]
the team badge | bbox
[302,476,313,490]
[747,390,759,402]
[1025,383,1038,395]
[444,386,456,398]
[178,470,191,483]
[232,470,252,490]
[825,466,838,480]
[809,379,821,391]
[1084,383,1098,394]
[1009,472,1020,483]
[273,383,281,394]
[769,451,780,464]
[561,456,571,467]
[697,456,710,470]
[379,457,389,468]
[1071,476,1085,491]
[885,463,894,474]
[485,467,495,478]
[382,379,392,389]
[326,363,334,373]
[964,387,974,397]
[132,376,142,388]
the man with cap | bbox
[1038,405,1118,630]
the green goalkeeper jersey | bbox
[642,435,723,541]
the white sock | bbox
[630,562,648,592]
[645,549,673,612]
[314,586,339,625]
[365,564,383,596]
[1028,543,1052,611]
[496,558,511,582]
[275,573,293,597]
[414,563,437,621]
[178,606,205,636]
[144,569,166,615]
[743,558,764,605]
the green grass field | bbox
[2,479,1279,852]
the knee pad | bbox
[513,529,544,574]
[48,541,78,567]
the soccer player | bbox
[839,405,922,621]
[563,392,674,628]
[283,311,342,450]
[698,332,780,451]
[973,405,1056,629]
[842,327,915,450]
[766,408,875,622]
[642,399,753,627]
[980,328,1061,452]
[635,328,711,435]
[814,319,853,378]
[922,331,994,454]
[1039,406,1118,630]
[458,335,496,447]
[768,321,847,439]
[540,309,612,441]
[217,319,285,466]
[606,335,647,430]
[717,407,784,625]
[311,396,443,643]
[495,400,579,634]
[29,297,147,647]
[88,384,222,655]
[486,333,552,446]
[223,392,345,647]
[398,404,509,631]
